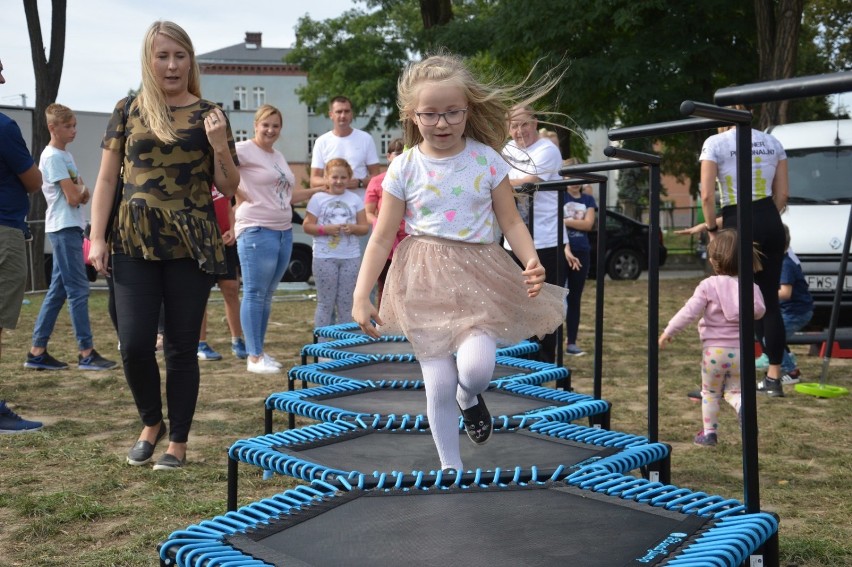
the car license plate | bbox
[806,275,852,292]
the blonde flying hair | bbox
[45,103,74,126]
[396,52,564,153]
[137,20,201,144]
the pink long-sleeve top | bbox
[663,275,766,348]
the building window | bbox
[308,133,318,155]
[380,133,392,155]
[307,105,316,116]
[253,87,266,108]
[234,86,246,110]
[235,129,249,142]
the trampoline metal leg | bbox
[265,407,274,435]
[750,526,780,567]
[227,456,238,512]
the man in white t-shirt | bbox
[310,96,381,202]
[503,105,565,363]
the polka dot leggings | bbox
[700,346,742,436]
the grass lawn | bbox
[1,277,850,566]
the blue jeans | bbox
[32,227,93,351]
[781,309,813,373]
[237,227,292,357]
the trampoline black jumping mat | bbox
[264,381,609,433]
[160,471,778,567]
[301,335,540,363]
[227,417,669,508]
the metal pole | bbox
[714,71,852,106]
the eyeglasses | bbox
[414,108,468,126]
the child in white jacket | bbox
[659,229,766,446]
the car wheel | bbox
[283,244,312,283]
[606,249,642,280]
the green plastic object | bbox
[794,382,849,398]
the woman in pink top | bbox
[659,230,766,447]
[234,104,325,374]
[363,138,406,309]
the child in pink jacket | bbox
[659,229,765,447]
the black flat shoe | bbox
[153,452,186,471]
[126,422,167,466]
[459,394,492,446]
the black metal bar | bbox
[680,101,752,123]
[714,71,852,106]
[647,163,661,445]
[603,146,662,165]
[592,179,607,402]
[608,117,730,141]
[227,455,238,511]
[820,204,852,379]
[683,102,761,515]
[519,177,605,191]
[559,160,644,176]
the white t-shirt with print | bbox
[503,137,563,249]
[40,145,85,233]
[699,128,787,208]
[307,190,364,260]
[382,139,511,244]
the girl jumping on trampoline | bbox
[659,229,766,447]
[352,53,566,471]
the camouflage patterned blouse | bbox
[101,97,239,274]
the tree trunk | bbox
[23,0,67,291]
[419,0,453,29]
[754,0,804,128]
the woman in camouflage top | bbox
[88,21,239,471]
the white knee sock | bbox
[455,334,496,410]
[420,356,463,470]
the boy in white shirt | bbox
[24,104,116,371]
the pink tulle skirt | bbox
[378,235,567,360]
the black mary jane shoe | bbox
[459,394,493,446]
[126,422,167,466]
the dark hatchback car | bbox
[586,210,668,280]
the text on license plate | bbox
[806,275,852,292]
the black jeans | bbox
[722,197,786,365]
[112,254,214,443]
[512,246,565,363]
[564,248,591,345]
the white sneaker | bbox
[247,356,280,374]
[263,353,283,368]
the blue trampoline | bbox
[265,380,610,433]
[301,335,540,364]
[312,321,370,342]
[160,471,778,567]
[226,417,669,510]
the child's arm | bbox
[301,211,341,237]
[342,209,370,237]
[492,177,544,297]
[364,201,379,224]
[563,204,595,232]
[658,281,709,349]
[564,243,581,270]
[352,194,406,337]
[778,283,793,302]
[59,177,88,207]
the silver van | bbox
[767,119,852,313]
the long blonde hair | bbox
[137,21,201,143]
[396,52,564,153]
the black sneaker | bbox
[78,349,117,371]
[459,394,492,445]
[23,351,68,371]
[0,401,43,433]
[758,376,785,397]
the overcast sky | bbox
[1,0,358,113]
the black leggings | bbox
[112,254,214,443]
[512,246,565,363]
[564,248,591,345]
[722,197,786,365]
